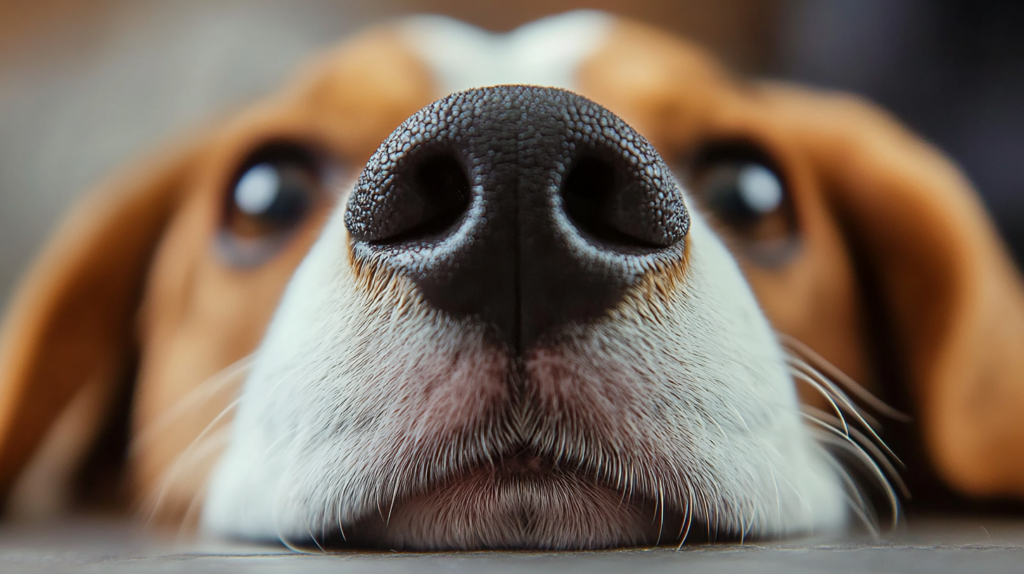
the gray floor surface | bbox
[2,518,1022,573]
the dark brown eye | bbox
[218,143,324,267]
[686,142,798,266]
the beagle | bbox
[3,11,1024,551]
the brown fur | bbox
[2,17,1024,526]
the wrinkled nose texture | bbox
[345,86,689,351]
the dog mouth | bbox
[280,345,725,551]
[233,302,780,552]
[293,449,713,551]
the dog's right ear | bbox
[0,139,202,502]
[761,86,1024,500]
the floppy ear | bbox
[0,141,199,502]
[768,86,1024,499]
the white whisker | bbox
[802,412,900,528]
[675,487,695,550]
[142,424,234,524]
[790,369,850,436]
[781,334,910,422]
[803,407,908,499]
[131,356,252,455]
[813,433,874,522]
[790,357,900,464]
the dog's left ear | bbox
[0,141,199,502]
[767,86,1024,498]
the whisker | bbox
[335,496,347,543]
[141,424,234,524]
[803,406,909,498]
[675,487,694,550]
[177,467,214,542]
[794,362,901,466]
[740,504,755,544]
[386,469,403,527]
[802,412,900,528]
[791,359,884,431]
[786,351,903,466]
[814,435,887,537]
[131,356,252,455]
[816,442,873,522]
[790,369,850,436]
[780,334,910,422]
[655,481,666,545]
[307,523,326,553]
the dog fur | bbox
[2,11,1024,551]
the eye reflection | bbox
[235,164,281,215]
[684,142,799,267]
[218,143,326,267]
[736,164,783,215]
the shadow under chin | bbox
[279,453,744,552]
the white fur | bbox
[202,14,847,548]
[203,206,845,547]
[526,210,847,537]
[399,11,613,95]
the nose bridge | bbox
[346,86,688,352]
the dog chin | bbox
[337,456,677,551]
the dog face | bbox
[4,11,1024,551]
[202,80,846,547]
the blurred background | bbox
[1,0,1022,307]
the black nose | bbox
[345,86,689,351]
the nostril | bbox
[346,151,471,244]
[401,154,471,242]
[561,156,625,244]
[561,155,688,249]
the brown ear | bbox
[0,141,199,502]
[766,86,1024,498]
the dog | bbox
[2,11,1024,551]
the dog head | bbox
[3,11,1024,550]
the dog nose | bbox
[346,86,688,351]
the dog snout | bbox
[346,86,689,351]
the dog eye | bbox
[218,143,324,266]
[686,144,798,266]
